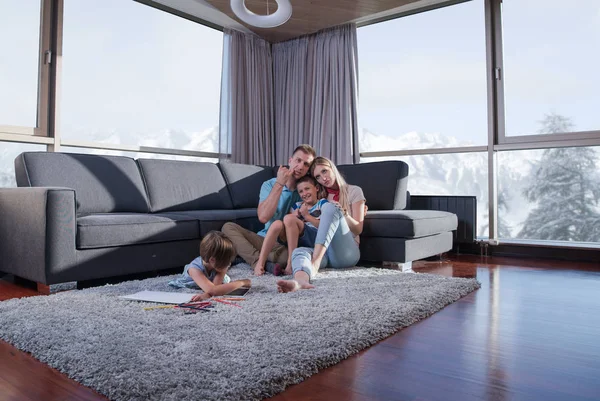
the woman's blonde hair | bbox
[310,157,350,213]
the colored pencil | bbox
[143,305,176,311]
[214,298,242,308]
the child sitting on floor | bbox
[255,176,327,276]
[168,231,251,301]
[282,176,328,274]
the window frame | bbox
[357,0,600,249]
[1,0,225,160]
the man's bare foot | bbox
[253,265,265,276]
[276,279,314,293]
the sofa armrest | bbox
[408,195,477,244]
[0,187,77,284]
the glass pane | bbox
[498,146,600,244]
[502,0,600,136]
[361,153,489,237]
[0,142,47,187]
[358,0,488,152]
[61,0,223,152]
[0,0,40,127]
[61,147,217,164]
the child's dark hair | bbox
[200,231,236,270]
[297,175,318,187]
[297,175,327,200]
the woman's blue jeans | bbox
[291,202,360,279]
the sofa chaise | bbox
[0,152,458,290]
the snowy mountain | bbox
[2,126,597,240]
[359,128,540,237]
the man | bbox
[222,144,316,275]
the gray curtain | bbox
[220,29,275,165]
[272,24,360,165]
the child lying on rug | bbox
[168,230,251,301]
[255,175,328,277]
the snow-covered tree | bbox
[518,113,600,242]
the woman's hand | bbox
[331,201,348,216]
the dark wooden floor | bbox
[1,254,600,401]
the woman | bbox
[277,157,366,292]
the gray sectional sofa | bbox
[0,152,458,287]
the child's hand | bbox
[239,279,251,287]
[191,292,210,302]
[299,202,310,218]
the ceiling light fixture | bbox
[230,0,292,29]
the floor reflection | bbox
[485,267,509,401]
[412,258,478,278]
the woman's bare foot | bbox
[276,279,314,293]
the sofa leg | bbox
[12,276,51,295]
[382,261,413,273]
[13,276,77,295]
[36,283,51,295]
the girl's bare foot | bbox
[311,262,321,276]
[276,279,314,293]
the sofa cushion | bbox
[166,209,258,236]
[218,162,275,208]
[362,210,458,238]
[137,159,233,213]
[15,152,150,215]
[338,161,408,210]
[77,213,199,249]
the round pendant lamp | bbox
[230,0,292,28]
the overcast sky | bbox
[358,0,600,147]
[1,0,598,147]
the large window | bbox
[357,0,488,152]
[62,147,217,164]
[0,0,41,128]
[60,0,223,152]
[498,146,600,243]
[501,0,600,138]
[0,142,47,187]
[362,153,489,237]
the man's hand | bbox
[276,166,293,186]
[253,265,265,276]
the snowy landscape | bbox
[2,123,598,242]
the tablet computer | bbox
[226,287,250,296]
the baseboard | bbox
[452,242,600,264]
